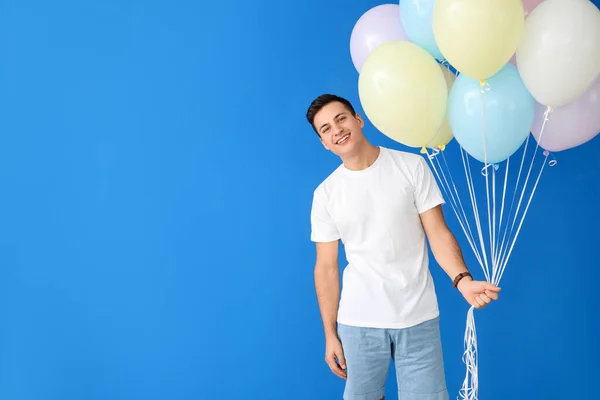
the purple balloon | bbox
[350,4,409,73]
[532,76,600,152]
[522,0,544,18]
[508,0,544,67]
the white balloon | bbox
[516,0,600,107]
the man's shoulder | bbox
[313,164,345,196]
[382,146,422,163]
[381,146,425,174]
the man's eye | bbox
[322,127,330,133]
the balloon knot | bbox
[479,79,491,93]
[420,147,427,154]
[481,163,498,176]
[439,144,446,151]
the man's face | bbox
[313,102,366,156]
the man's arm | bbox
[420,205,501,308]
[314,240,347,379]
[419,205,471,282]
[314,240,340,338]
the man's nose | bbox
[332,123,343,135]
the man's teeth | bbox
[337,135,350,144]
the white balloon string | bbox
[497,106,552,274]
[440,151,483,261]
[545,151,558,167]
[425,149,464,226]
[479,84,492,283]
[495,134,530,281]
[424,149,485,267]
[491,167,498,285]
[459,306,478,400]
[497,152,549,283]
[479,89,496,286]
[459,84,491,400]
[496,107,552,282]
[461,147,490,282]
[492,157,510,284]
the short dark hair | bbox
[306,94,357,136]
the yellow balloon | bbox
[433,0,525,80]
[427,65,456,150]
[427,119,453,150]
[358,41,448,148]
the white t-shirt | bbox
[310,146,445,329]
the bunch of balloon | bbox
[349,3,455,150]
[347,1,600,400]
[436,1,600,399]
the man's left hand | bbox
[457,279,501,309]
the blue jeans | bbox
[337,317,448,400]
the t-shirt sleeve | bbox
[310,188,340,242]
[413,156,445,214]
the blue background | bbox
[0,0,598,399]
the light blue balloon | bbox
[399,0,443,60]
[448,63,535,165]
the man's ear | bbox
[355,113,365,128]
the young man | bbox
[306,94,501,400]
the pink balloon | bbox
[350,4,409,72]
[508,1,544,67]
[532,77,600,152]
[522,0,544,17]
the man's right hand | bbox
[325,336,347,379]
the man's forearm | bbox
[430,228,472,284]
[314,263,340,340]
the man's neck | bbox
[341,143,381,171]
